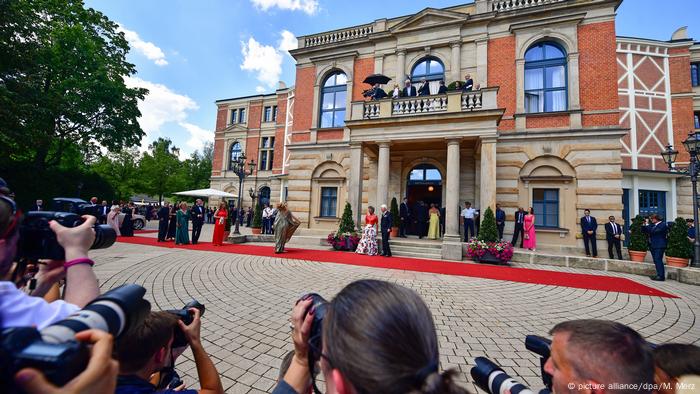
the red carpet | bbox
[116,236,678,298]
[134,229,158,234]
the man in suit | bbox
[190,199,205,244]
[402,79,417,97]
[157,202,170,242]
[605,216,623,260]
[642,214,668,281]
[33,199,43,211]
[370,83,387,100]
[399,197,409,238]
[415,201,428,239]
[99,200,110,224]
[495,204,506,240]
[511,207,525,248]
[380,204,392,257]
[417,77,430,96]
[687,219,696,265]
[581,209,598,257]
[462,74,474,92]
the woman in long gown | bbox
[166,204,177,241]
[106,205,121,236]
[273,203,299,253]
[120,202,135,237]
[175,202,190,245]
[427,203,441,239]
[355,206,379,256]
[212,202,228,246]
[523,207,537,251]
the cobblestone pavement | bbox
[91,224,700,393]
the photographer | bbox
[274,279,470,394]
[114,309,224,394]
[544,319,654,394]
[0,193,100,329]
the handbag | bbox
[524,233,530,240]
[218,217,225,225]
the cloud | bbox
[117,24,168,66]
[250,0,319,15]
[179,122,214,153]
[240,37,283,88]
[256,86,266,93]
[278,30,298,55]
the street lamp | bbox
[231,153,256,235]
[660,134,700,268]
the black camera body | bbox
[17,211,116,261]
[300,293,328,394]
[167,300,206,348]
[0,284,151,391]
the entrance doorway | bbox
[405,164,442,236]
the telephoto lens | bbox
[471,357,550,394]
[300,293,328,394]
[525,335,553,390]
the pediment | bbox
[390,8,468,33]
[222,123,248,133]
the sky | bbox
[83,0,699,159]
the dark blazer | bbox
[190,205,205,223]
[402,86,417,97]
[372,88,387,100]
[604,222,623,241]
[100,205,110,217]
[462,79,474,91]
[642,221,668,249]
[514,211,525,225]
[415,204,428,223]
[417,83,430,96]
[438,85,447,94]
[580,216,598,233]
[157,207,170,220]
[380,211,393,234]
[399,202,409,219]
[495,209,506,224]
[33,205,43,211]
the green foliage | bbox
[629,215,649,252]
[139,138,184,203]
[91,148,142,200]
[446,81,462,91]
[338,202,355,234]
[390,197,399,227]
[252,203,263,228]
[0,0,147,171]
[478,207,499,243]
[666,217,693,258]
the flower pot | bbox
[251,227,262,235]
[476,250,502,264]
[666,256,689,268]
[628,250,647,262]
[390,227,399,237]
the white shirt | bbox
[461,207,476,219]
[263,207,273,218]
[0,281,80,329]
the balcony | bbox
[489,0,567,12]
[300,23,374,49]
[350,88,499,122]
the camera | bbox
[166,300,206,348]
[362,88,374,97]
[525,335,552,389]
[17,211,117,261]
[0,284,151,391]
[299,293,328,394]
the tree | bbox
[666,217,693,259]
[0,0,147,170]
[139,138,183,203]
[252,203,263,228]
[179,143,213,191]
[629,215,649,252]
[338,202,355,234]
[478,207,499,243]
[91,148,141,200]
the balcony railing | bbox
[302,23,374,48]
[490,0,567,12]
[350,88,499,122]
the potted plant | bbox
[468,207,508,264]
[390,197,400,237]
[326,202,359,251]
[666,217,691,267]
[251,203,263,234]
[628,215,649,262]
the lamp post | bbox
[248,187,258,206]
[231,153,256,235]
[660,132,700,268]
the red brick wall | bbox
[246,135,260,175]
[215,106,228,131]
[488,36,515,131]
[212,137,224,176]
[317,129,344,141]
[352,57,375,101]
[578,21,618,126]
[292,66,316,132]
[248,102,262,130]
[526,114,569,129]
[669,47,692,94]
[273,93,288,174]
[668,46,693,163]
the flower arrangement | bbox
[327,232,360,251]
[465,238,514,263]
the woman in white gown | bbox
[106,205,121,236]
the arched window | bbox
[524,42,567,113]
[319,72,347,128]
[259,186,271,207]
[228,141,242,170]
[411,57,444,82]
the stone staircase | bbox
[383,237,443,260]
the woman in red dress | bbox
[212,202,228,246]
[355,206,379,255]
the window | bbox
[259,137,275,171]
[533,188,559,228]
[273,106,278,122]
[238,108,246,123]
[228,141,242,170]
[692,63,700,87]
[695,111,700,129]
[263,106,272,122]
[319,72,347,128]
[524,42,567,113]
[320,187,338,217]
[411,57,445,82]
[229,109,237,125]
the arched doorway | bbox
[259,186,271,207]
[406,164,442,236]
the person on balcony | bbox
[370,83,387,100]
[438,80,447,94]
[417,77,430,96]
[402,79,417,97]
[391,84,400,99]
[462,74,474,91]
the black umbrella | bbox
[363,73,391,85]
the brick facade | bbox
[292,66,316,132]
[487,36,516,131]
[578,21,619,124]
[352,57,375,102]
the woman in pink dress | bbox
[523,207,536,251]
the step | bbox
[389,250,444,260]
[389,243,444,255]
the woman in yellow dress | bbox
[427,203,441,239]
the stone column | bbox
[515,59,526,131]
[376,142,391,207]
[349,142,365,231]
[396,49,406,84]
[442,138,463,261]
[479,137,497,212]
[450,41,462,84]
[476,38,488,86]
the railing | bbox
[364,102,380,119]
[461,91,482,110]
[490,0,566,12]
[302,24,374,48]
[392,96,448,116]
